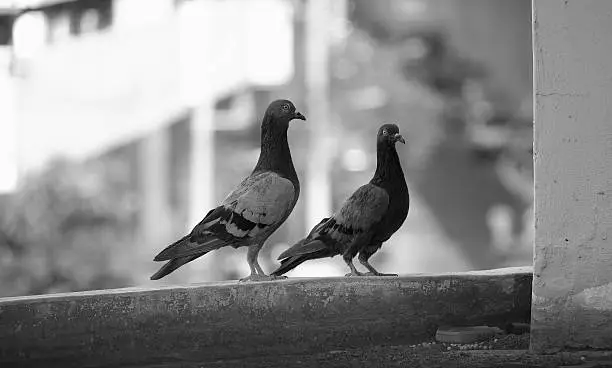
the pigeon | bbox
[151,99,306,282]
[271,123,409,277]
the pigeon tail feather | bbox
[277,239,328,260]
[150,254,201,280]
[273,238,335,276]
[153,236,232,261]
[271,247,335,276]
[153,235,189,261]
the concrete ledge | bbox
[0,266,532,368]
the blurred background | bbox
[0,0,533,297]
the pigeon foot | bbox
[239,274,287,282]
[365,272,399,277]
[344,271,365,277]
[269,274,288,280]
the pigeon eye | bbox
[383,129,388,136]
[281,104,290,111]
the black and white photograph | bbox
[0,0,610,367]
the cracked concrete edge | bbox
[0,267,533,368]
[0,266,533,304]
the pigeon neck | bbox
[253,115,297,182]
[371,144,405,187]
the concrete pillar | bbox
[532,0,612,352]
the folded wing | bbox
[273,184,389,274]
[154,171,296,262]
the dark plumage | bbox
[272,123,409,277]
[151,99,306,282]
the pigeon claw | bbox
[239,274,287,282]
[344,271,365,277]
[365,272,399,277]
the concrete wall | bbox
[532,0,612,352]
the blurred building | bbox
[344,0,533,272]
[0,0,534,295]
[0,5,17,194]
[1,0,311,285]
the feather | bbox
[272,123,409,277]
[153,172,296,261]
[330,184,389,238]
[278,239,327,259]
[272,185,389,276]
[150,255,201,280]
[151,99,305,280]
[272,248,335,276]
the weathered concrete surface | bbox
[0,267,531,368]
[140,348,610,368]
[532,0,612,353]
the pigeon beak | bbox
[294,112,306,121]
[394,133,405,144]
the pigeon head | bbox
[264,99,306,125]
[377,123,405,146]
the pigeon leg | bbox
[358,245,398,277]
[254,258,287,280]
[343,255,365,277]
[254,259,266,275]
[342,243,365,277]
[240,243,285,282]
[239,244,268,282]
[342,242,364,277]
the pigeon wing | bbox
[154,171,296,261]
[278,184,389,260]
